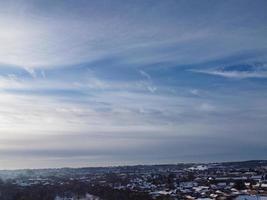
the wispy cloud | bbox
[139,70,157,93]
[191,64,267,79]
[139,70,151,80]
[192,69,267,79]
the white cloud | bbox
[139,70,151,80]
[191,69,267,79]
[190,89,199,96]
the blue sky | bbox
[0,0,267,169]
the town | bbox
[0,160,266,200]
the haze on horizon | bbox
[0,0,267,169]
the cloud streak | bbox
[192,69,267,79]
[191,63,267,79]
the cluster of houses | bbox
[111,164,267,199]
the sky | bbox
[0,0,267,169]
